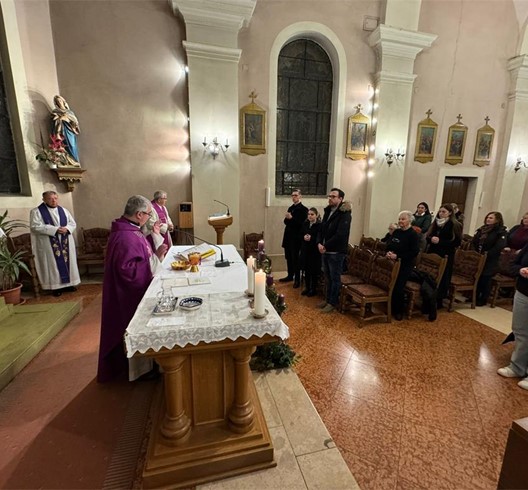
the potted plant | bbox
[0,211,31,305]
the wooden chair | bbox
[460,234,473,251]
[7,233,41,298]
[447,249,487,312]
[339,247,375,311]
[242,231,264,260]
[404,252,447,319]
[359,235,378,251]
[489,250,517,308]
[77,227,110,276]
[374,240,387,253]
[341,256,400,324]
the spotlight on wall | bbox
[203,137,229,160]
[384,148,405,167]
[514,157,528,172]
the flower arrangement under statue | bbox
[249,244,299,371]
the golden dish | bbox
[171,260,190,271]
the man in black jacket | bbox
[280,189,308,287]
[317,188,352,313]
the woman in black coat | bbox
[472,211,507,306]
[426,203,462,308]
[299,208,321,297]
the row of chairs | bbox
[8,228,109,298]
[338,245,492,324]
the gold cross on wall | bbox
[249,90,258,103]
[456,114,463,124]
[426,109,433,118]
[485,116,490,125]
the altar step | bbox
[0,297,81,391]
[198,369,360,490]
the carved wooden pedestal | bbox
[141,335,276,489]
[52,167,86,192]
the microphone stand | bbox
[179,230,231,268]
[213,199,230,216]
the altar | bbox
[125,245,289,489]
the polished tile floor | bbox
[276,282,527,490]
[4,279,527,490]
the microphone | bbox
[178,230,231,268]
[213,199,230,216]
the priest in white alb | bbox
[30,190,81,297]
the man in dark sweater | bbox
[280,188,308,287]
[317,188,352,313]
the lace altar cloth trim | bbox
[125,291,289,356]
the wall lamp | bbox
[384,148,405,166]
[203,137,229,159]
[514,157,528,172]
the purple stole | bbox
[151,201,171,248]
[38,203,70,284]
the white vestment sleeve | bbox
[30,208,59,236]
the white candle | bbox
[203,136,206,144]
[246,256,255,294]
[254,269,266,316]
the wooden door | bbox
[441,177,469,213]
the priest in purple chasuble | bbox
[29,191,80,294]
[97,195,168,383]
[142,190,174,250]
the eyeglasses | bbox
[140,210,153,217]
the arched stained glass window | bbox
[276,39,333,196]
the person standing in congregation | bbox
[412,201,432,234]
[472,211,507,306]
[317,188,352,313]
[143,190,175,249]
[97,195,167,383]
[497,243,528,391]
[29,191,80,297]
[426,203,462,308]
[279,188,308,288]
[300,207,321,297]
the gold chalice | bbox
[188,252,201,272]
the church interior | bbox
[2,0,528,488]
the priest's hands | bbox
[57,227,69,234]
[155,244,168,260]
[152,221,161,235]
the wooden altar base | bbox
[142,376,275,489]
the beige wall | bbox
[49,0,191,229]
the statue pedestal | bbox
[52,167,86,192]
[207,215,233,245]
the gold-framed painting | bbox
[414,110,438,163]
[240,91,266,156]
[346,105,369,160]
[445,115,468,165]
[473,117,495,167]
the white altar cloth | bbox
[125,245,289,357]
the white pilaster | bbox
[171,0,256,244]
[364,25,436,237]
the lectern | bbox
[207,215,233,244]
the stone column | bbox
[170,1,257,244]
[495,55,528,226]
[365,25,436,237]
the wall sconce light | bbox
[514,157,528,172]
[202,137,229,159]
[384,148,405,166]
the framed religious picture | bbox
[240,91,266,156]
[473,117,495,167]
[346,105,369,160]
[444,114,468,165]
[414,109,438,163]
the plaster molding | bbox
[374,70,417,85]
[183,41,241,62]
[170,0,256,32]
[368,24,437,64]
[508,89,528,101]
